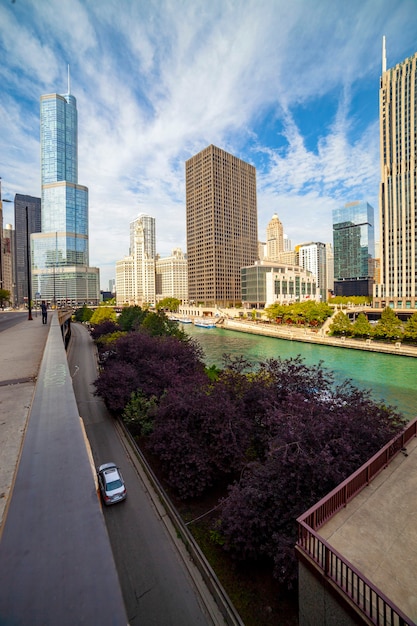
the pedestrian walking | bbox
[41,300,48,325]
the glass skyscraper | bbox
[31,86,99,305]
[14,194,41,305]
[332,201,375,297]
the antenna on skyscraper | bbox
[382,36,386,74]
[67,64,71,94]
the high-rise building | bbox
[332,201,375,297]
[31,78,99,305]
[374,40,417,308]
[155,248,188,302]
[265,213,284,261]
[2,223,14,305]
[14,194,41,306]
[297,242,328,301]
[115,213,156,306]
[185,144,258,306]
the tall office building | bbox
[332,201,375,297]
[115,213,156,306]
[155,248,188,302]
[186,144,258,306]
[266,213,284,261]
[374,40,417,308]
[14,194,41,306]
[31,78,99,305]
[297,241,328,301]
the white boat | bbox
[178,317,192,324]
[194,320,216,328]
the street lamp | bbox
[25,206,33,320]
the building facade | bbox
[241,260,318,308]
[115,213,156,306]
[332,201,375,297]
[14,194,41,306]
[374,42,417,308]
[265,213,284,261]
[186,144,258,306]
[155,248,188,302]
[297,242,328,301]
[31,86,99,305]
[2,223,15,305]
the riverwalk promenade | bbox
[222,318,417,358]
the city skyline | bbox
[1,0,416,288]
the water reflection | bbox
[184,325,417,419]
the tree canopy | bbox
[90,306,117,325]
[94,326,406,588]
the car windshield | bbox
[106,479,123,491]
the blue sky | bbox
[1,0,416,289]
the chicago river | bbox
[184,324,417,420]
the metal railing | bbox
[297,417,417,626]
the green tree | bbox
[90,306,117,325]
[0,288,11,308]
[328,311,352,336]
[122,391,158,436]
[373,307,403,341]
[156,297,181,312]
[264,303,287,322]
[402,312,417,343]
[73,304,93,322]
[141,310,185,338]
[118,305,146,331]
[351,313,374,339]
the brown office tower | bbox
[185,144,258,307]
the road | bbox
[0,310,29,331]
[67,322,215,626]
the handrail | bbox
[297,417,417,626]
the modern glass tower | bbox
[332,201,375,297]
[374,40,417,308]
[14,194,41,305]
[31,79,99,305]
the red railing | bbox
[297,417,417,626]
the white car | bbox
[97,462,127,505]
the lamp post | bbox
[25,206,33,320]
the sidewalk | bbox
[0,312,50,530]
[223,319,417,358]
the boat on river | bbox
[194,319,216,328]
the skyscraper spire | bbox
[67,64,71,94]
[382,35,386,74]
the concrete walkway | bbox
[0,312,50,530]
[223,318,417,358]
[320,435,417,622]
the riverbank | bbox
[222,318,417,358]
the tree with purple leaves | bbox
[216,357,406,588]
[94,329,205,413]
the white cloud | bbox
[0,0,416,287]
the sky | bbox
[1,0,417,290]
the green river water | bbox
[183,324,417,420]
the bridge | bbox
[0,312,127,624]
